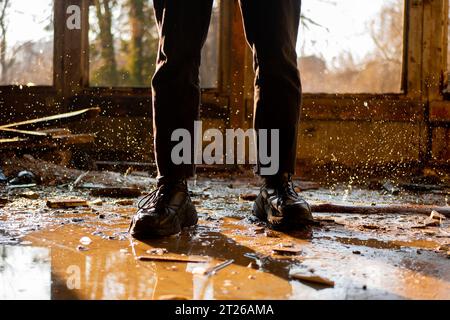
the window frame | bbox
[1,0,449,124]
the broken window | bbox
[298,0,404,93]
[0,0,54,86]
[88,0,220,88]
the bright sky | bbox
[4,0,53,44]
[299,0,402,65]
[5,0,401,66]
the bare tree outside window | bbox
[299,0,404,93]
[89,0,220,88]
[0,0,53,86]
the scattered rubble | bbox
[19,191,40,200]
[146,248,169,255]
[115,199,135,206]
[90,187,142,198]
[9,171,37,186]
[272,246,302,256]
[47,199,89,209]
[382,181,400,195]
[0,198,9,207]
[240,193,258,201]
[194,259,234,276]
[430,210,446,221]
[311,203,450,217]
[290,273,335,287]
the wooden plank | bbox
[89,187,142,198]
[137,255,209,263]
[0,128,49,138]
[291,273,335,287]
[47,199,89,209]
[0,107,101,130]
[311,203,450,217]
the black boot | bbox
[253,173,313,229]
[129,179,197,238]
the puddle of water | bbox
[0,180,449,300]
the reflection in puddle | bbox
[0,246,51,300]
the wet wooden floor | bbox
[0,178,449,299]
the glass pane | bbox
[89,0,220,88]
[298,0,404,93]
[201,0,220,88]
[0,0,54,86]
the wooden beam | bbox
[0,128,49,138]
[311,203,450,217]
[0,107,101,130]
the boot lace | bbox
[279,178,298,198]
[138,184,169,210]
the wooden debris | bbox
[423,218,441,227]
[240,193,258,201]
[0,107,101,130]
[89,199,103,206]
[137,255,208,263]
[0,127,49,138]
[90,187,142,198]
[430,210,446,221]
[291,273,335,287]
[264,230,280,238]
[0,198,8,206]
[158,295,189,300]
[7,184,37,190]
[115,199,134,206]
[272,246,302,255]
[0,108,99,152]
[382,181,400,195]
[19,191,39,200]
[199,259,234,276]
[253,226,265,234]
[362,224,380,230]
[146,248,169,255]
[311,203,450,218]
[46,199,89,209]
[294,181,321,191]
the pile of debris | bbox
[0,107,100,186]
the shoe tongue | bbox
[264,173,291,189]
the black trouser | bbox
[152,0,302,181]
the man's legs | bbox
[239,0,302,179]
[129,0,213,238]
[152,0,214,183]
[240,0,313,228]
